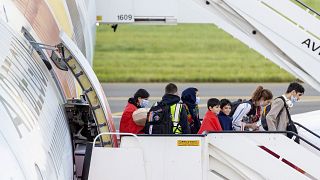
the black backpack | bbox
[229,99,243,117]
[229,99,254,117]
[144,102,173,134]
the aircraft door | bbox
[58,31,117,147]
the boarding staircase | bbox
[85,132,320,180]
[56,22,320,180]
[87,1,320,179]
[293,111,320,156]
[203,0,320,92]
[95,0,320,158]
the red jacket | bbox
[198,110,222,134]
[119,101,145,134]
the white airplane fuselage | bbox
[0,0,99,179]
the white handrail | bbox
[93,132,140,148]
[92,132,147,179]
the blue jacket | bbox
[218,111,233,130]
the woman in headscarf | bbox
[181,87,200,134]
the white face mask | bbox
[259,101,264,107]
[140,99,149,108]
[291,95,298,104]
[196,97,200,104]
[286,99,293,108]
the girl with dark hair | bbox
[181,87,200,134]
[232,86,273,131]
[119,89,150,134]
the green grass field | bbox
[93,0,319,83]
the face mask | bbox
[291,95,298,103]
[286,99,293,108]
[259,101,264,107]
[196,97,200,104]
[291,95,298,104]
[140,99,149,108]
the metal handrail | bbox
[138,134,206,137]
[94,131,320,152]
[93,132,140,148]
[294,122,320,139]
[92,132,147,179]
[206,131,320,152]
[294,0,320,17]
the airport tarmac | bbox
[102,83,320,129]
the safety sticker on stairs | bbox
[177,140,200,146]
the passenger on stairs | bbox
[266,82,304,131]
[198,98,222,134]
[144,83,190,134]
[181,87,201,134]
[232,86,273,131]
[119,89,150,134]
[218,99,233,131]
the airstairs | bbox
[81,0,320,179]
[56,26,320,180]
[85,132,320,180]
[293,111,320,156]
